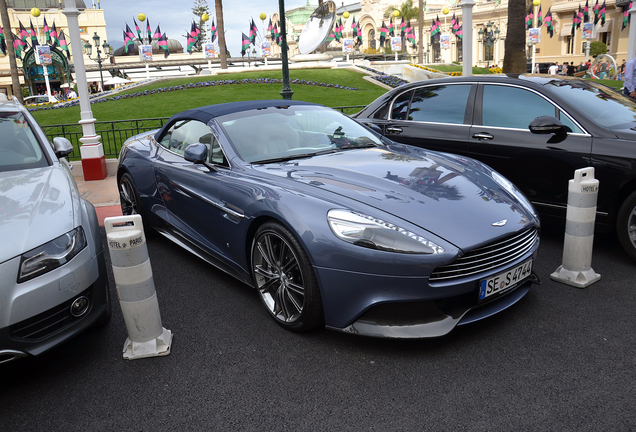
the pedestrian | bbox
[561,62,568,75]
[533,63,540,73]
[68,88,77,98]
[623,57,636,98]
[619,59,626,80]
[566,62,577,76]
[548,62,559,75]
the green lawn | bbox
[32,68,388,126]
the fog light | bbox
[70,296,89,317]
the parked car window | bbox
[409,85,471,124]
[219,105,382,163]
[557,109,585,134]
[209,135,227,166]
[482,85,557,129]
[159,119,212,156]
[391,91,413,120]
[0,112,48,172]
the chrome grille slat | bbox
[430,228,538,282]
[441,234,537,270]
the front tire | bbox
[251,222,324,332]
[118,172,153,235]
[616,191,636,261]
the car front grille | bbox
[430,227,539,282]
[10,286,94,341]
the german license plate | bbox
[479,259,533,300]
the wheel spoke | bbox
[257,240,276,271]
[284,285,303,313]
[253,229,308,324]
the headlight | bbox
[18,227,87,283]
[491,171,537,216]
[327,209,445,254]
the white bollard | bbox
[550,167,601,288]
[105,215,173,360]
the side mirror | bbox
[184,143,209,164]
[52,137,74,158]
[529,116,566,134]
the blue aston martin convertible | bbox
[117,100,540,338]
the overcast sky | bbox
[100,0,357,57]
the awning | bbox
[596,20,613,33]
[103,76,131,85]
[560,26,574,37]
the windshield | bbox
[0,112,48,172]
[218,105,382,163]
[545,80,636,128]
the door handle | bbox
[472,132,494,140]
[386,126,403,134]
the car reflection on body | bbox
[354,74,636,261]
[0,97,111,364]
[117,100,540,338]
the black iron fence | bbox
[41,105,365,160]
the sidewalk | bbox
[75,175,123,226]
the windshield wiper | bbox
[252,149,337,164]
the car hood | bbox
[0,166,78,263]
[256,146,536,249]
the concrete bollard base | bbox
[123,328,173,360]
[550,265,601,289]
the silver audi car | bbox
[0,96,111,364]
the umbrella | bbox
[60,83,70,88]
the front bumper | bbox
[0,250,110,363]
[328,275,538,338]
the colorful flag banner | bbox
[157,32,169,58]
[544,7,554,38]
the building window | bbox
[368,29,376,50]
[565,35,575,54]
[600,31,612,50]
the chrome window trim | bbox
[387,82,479,122]
[480,82,590,135]
[471,124,591,137]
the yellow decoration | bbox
[392,10,400,17]
[260,13,267,21]
[532,0,540,6]
[202,13,209,22]
[31,7,41,17]
[343,11,350,19]
[442,7,449,15]
[138,13,146,22]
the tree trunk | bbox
[215,0,227,69]
[0,0,24,103]
[503,0,527,73]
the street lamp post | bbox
[531,0,540,71]
[83,32,111,91]
[30,7,53,101]
[62,0,107,180]
[392,9,400,61]
[477,22,499,68]
[278,0,293,100]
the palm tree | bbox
[384,0,419,20]
[503,0,527,73]
[215,0,227,69]
[0,0,24,103]
[384,0,419,52]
